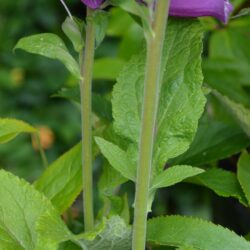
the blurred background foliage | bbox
[0,0,250,239]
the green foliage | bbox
[110,0,153,38]
[214,91,250,138]
[112,18,205,176]
[54,88,112,121]
[62,17,85,52]
[92,10,109,48]
[188,168,248,206]
[98,160,127,196]
[93,58,125,80]
[95,137,136,181]
[2,1,250,248]
[0,169,67,250]
[79,216,132,250]
[99,195,130,224]
[151,166,204,190]
[147,216,250,250]
[0,118,36,144]
[34,143,82,214]
[15,33,81,79]
[203,15,250,106]
[38,215,132,250]
[170,120,250,166]
[238,152,250,205]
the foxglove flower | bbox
[81,0,103,9]
[137,0,233,23]
[169,0,233,23]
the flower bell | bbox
[81,0,103,9]
[169,0,233,23]
[137,0,233,23]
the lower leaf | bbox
[147,216,250,250]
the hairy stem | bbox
[79,7,95,231]
[132,1,170,249]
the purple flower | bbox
[169,0,233,23]
[137,0,233,23]
[81,0,103,9]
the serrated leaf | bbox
[36,210,74,245]
[188,168,248,206]
[0,170,66,250]
[15,33,81,79]
[0,118,37,144]
[170,121,250,166]
[34,143,82,214]
[237,152,250,205]
[151,165,204,190]
[112,19,205,173]
[80,216,132,250]
[214,91,250,138]
[147,216,250,250]
[95,137,136,181]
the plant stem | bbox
[132,1,170,250]
[35,132,48,168]
[79,7,95,231]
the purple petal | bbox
[81,0,103,9]
[169,0,233,23]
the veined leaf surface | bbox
[35,143,82,213]
[147,216,250,250]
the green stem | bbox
[79,7,95,231]
[132,1,170,250]
[35,132,48,168]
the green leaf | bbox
[203,18,250,106]
[99,195,130,224]
[147,216,250,250]
[0,169,66,250]
[232,8,250,19]
[53,88,112,121]
[112,19,205,173]
[93,58,125,80]
[178,246,197,250]
[92,10,109,48]
[34,143,82,214]
[98,160,127,196]
[237,152,250,205]
[95,137,136,181]
[170,121,250,166]
[203,59,250,106]
[59,242,81,250]
[80,216,132,250]
[36,210,74,246]
[110,0,153,38]
[245,232,250,241]
[15,33,81,79]
[214,91,250,138]
[62,17,84,52]
[188,168,248,206]
[151,165,204,190]
[0,118,37,144]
